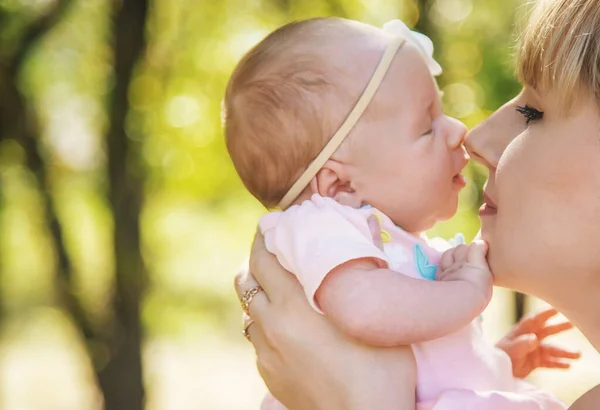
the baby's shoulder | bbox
[259,194,369,230]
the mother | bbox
[235,0,600,408]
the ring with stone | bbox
[240,285,262,315]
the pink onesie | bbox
[258,195,565,410]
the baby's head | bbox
[224,18,468,232]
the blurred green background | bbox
[0,0,598,409]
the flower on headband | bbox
[382,19,442,76]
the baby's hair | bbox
[223,17,369,208]
[518,0,600,111]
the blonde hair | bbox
[222,18,368,208]
[518,0,600,110]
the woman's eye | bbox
[516,104,544,124]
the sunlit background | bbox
[0,0,598,409]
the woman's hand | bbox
[496,307,581,378]
[234,231,417,410]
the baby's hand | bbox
[437,241,493,309]
[496,308,580,378]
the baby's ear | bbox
[310,166,339,198]
[311,160,362,207]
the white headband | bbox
[276,20,441,210]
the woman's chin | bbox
[486,240,524,291]
[478,213,495,241]
[478,219,508,287]
[486,247,509,288]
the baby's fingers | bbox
[539,358,572,369]
[452,244,469,263]
[538,321,575,339]
[467,240,489,266]
[439,248,455,271]
[542,345,581,360]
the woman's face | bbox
[465,87,600,297]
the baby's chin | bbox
[385,196,460,232]
[435,196,460,223]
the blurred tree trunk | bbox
[414,0,439,56]
[96,0,149,409]
[0,0,80,329]
[514,292,525,322]
[1,1,150,408]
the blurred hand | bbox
[234,231,417,410]
[496,308,581,378]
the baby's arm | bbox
[316,242,492,346]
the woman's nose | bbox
[464,120,489,165]
[464,95,522,169]
[446,117,468,150]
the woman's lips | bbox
[479,193,498,216]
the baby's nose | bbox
[446,117,468,149]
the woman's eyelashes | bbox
[516,104,544,124]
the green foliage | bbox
[1,0,526,337]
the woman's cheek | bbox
[490,137,541,284]
[496,132,574,285]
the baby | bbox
[224,17,566,410]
